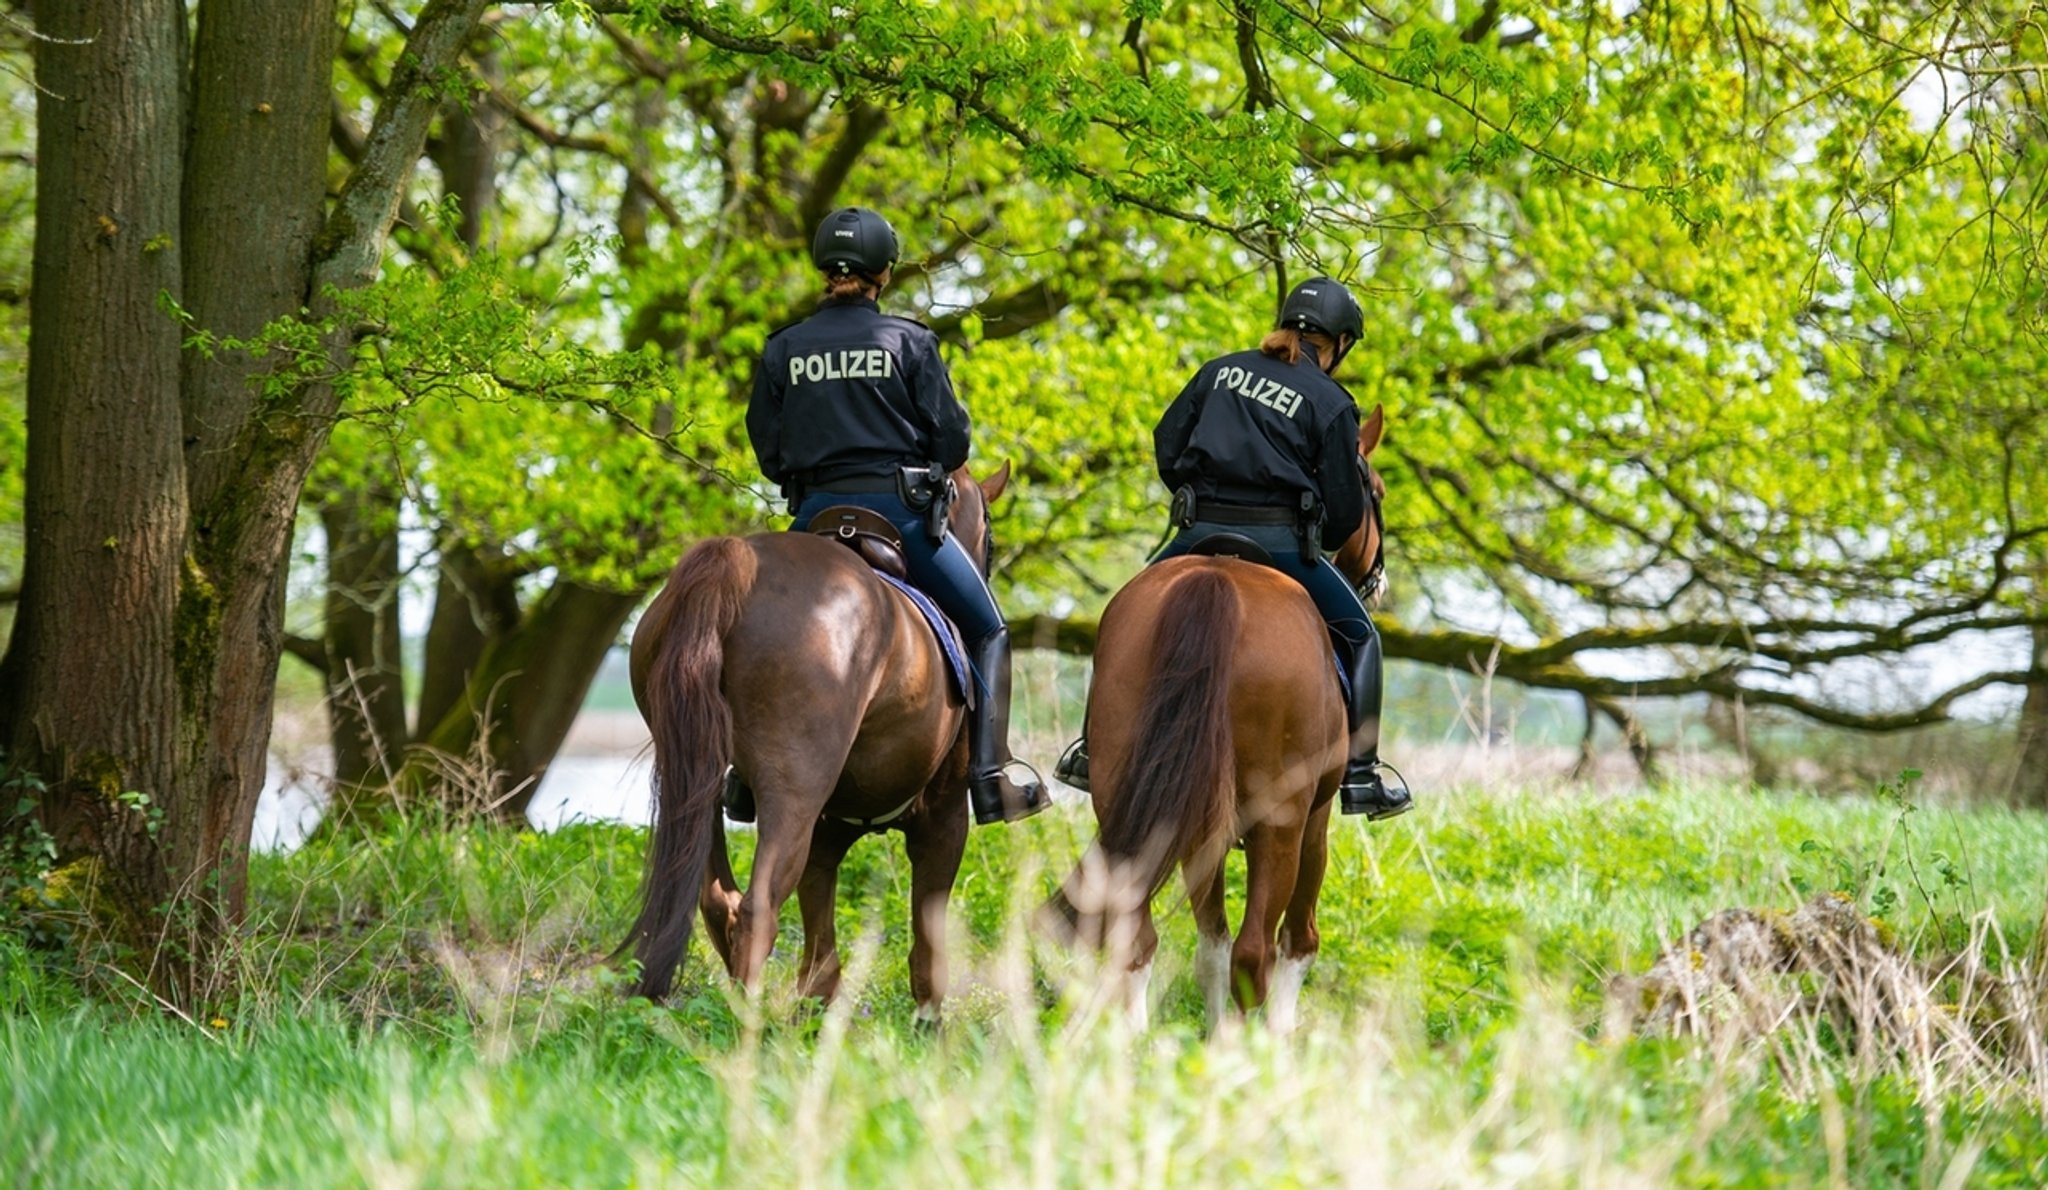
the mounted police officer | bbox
[743,205,1049,827]
[1057,277,1412,820]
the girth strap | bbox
[827,794,922,829]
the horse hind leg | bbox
[1233,820,1304,1017]
[730,791,829,995]
[1188,857,1231,1032]
[902,781,969,1026]
[1268,799,1333,1035]
[1118,899,1162,1032]
[794,817,865,1003]
[699,815,743,970]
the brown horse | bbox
[621,464,1011,1020]
[1047,407,1387,1033]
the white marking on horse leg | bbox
[1267,954,1313,1035]
[1124,961,1152,1033]
[1196,934,1230,1031]
[913,999,941,1028]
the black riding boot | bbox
[1340,627,1412,819]
[967,627,1051,825]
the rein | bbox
[1355,468,1386,603]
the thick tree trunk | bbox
[2015,622,2048,808]
[412,582,637,823]
[1,0,191,959]
[173,0,340,930]
[416,545,523,750]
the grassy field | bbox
[5,778,2048,1187]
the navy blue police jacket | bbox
[1153,348,1367,552]
[747,296,970,493]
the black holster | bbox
[1170,485,1197,529]
[896,463,953,541]
[1297,490,1324,565]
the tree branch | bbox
[1432,316,1607,385]
[1234,1,1279,114]
[1459,0,1504,43]
[281,633,327,672]
[486,83,686,227]
[314,0,491,296]
[798,100,889,233]
[594,13,673,82]
[1121,16,1149,82]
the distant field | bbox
[7,778,2047,1186]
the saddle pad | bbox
[874,572,977,710]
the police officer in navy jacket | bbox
[1059,277,1411,820]
[744,206,1048,827]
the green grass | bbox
[5,782,2048,1186]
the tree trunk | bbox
[173,0,340,934]
[1,0,191,966]
[432,43,503,251]
[317,491,407,823]
[2015,622,2048,808]
[411,582,637,823]
[416,544,523,751]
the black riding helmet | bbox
[811,206,899,282]
[1277,276,1364,371]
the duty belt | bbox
[1171,487,1294,528]
[1172,487,1320,564]
[1189,500,1297,527]
[809,476,900,495]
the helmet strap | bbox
[1327,333,1355,374]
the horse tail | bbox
[1097,566,1241,900]
[624,537,758,1000]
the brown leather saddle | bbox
[1186,531,1276,566]
[806,505,909,581]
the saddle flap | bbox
[807,505,909,581]
[1186,531,1276,567]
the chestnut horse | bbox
[1048,408,1387,1033]
[621,464,1011,1020]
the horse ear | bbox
[979,460,1012,505]
[1358,403,1386,458]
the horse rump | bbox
[620,536,758,999]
